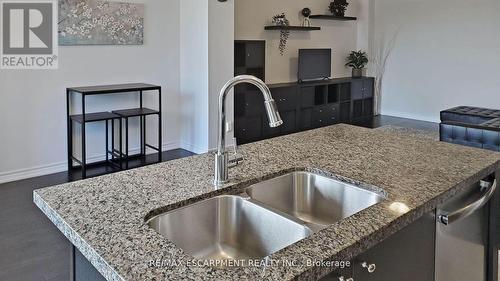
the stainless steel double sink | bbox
[147,171,384,265]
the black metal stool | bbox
[69,112,123,178]
[112,108,162,169]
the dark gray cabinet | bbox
[73,246,106,281]
[235,115,262,142]
[352,212,436,281]
[234,40,375,145]
[351,79,374,119]
[235,40,265,78]
[351,79,373,100]
[234,78,374,145]
[321,212,436,281]
[312,104,340,127]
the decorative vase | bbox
[274,18,287,26]
[329,1,348,17]
[352,68,363,78]
[333,9,345,17]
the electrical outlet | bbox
[225,122,234,133]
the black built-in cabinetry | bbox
[234,40,374,145]
[321,212,436,281]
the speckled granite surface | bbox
[34,124,500,281]
[374,125,440,141]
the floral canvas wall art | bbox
[59,0,144,45]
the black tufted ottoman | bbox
[440,106,500,151]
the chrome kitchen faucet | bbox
[214,75,283,187]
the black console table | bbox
[66,83,162,178]
[234,77,375,144]
[234,40,375,145]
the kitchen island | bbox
[34,124,500,281]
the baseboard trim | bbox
[380,111,440,123]
[0,141,183,184]
[178,141,208,155]
[0,162,68,185]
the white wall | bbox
[374,0,500,122]
[356,0,373,51]
[179,0,235,153]
[179,0,209,153]
[235,0,361,84]
[208,0,235,149]
[0,0,181,183]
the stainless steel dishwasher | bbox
[435,177,497,281]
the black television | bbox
[298,49,332,83]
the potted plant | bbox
[346,50,368,78]
[329,0,349,17]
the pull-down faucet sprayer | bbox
[214,75,283,187]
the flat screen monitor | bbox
[298,49,332,82]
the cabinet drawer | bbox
[241,90,265,115]
[300,108,313,130]
[312,105,340,127]
[235,116,262,141]
[351,79,374,100]
[280,110,297,133]
[352,212,436,281]
[245,42,265,68]
[364,79,374,98]
[263,110,297,137]
[351,80,364,100]
[262,116,281,137]
[272,87,297,111]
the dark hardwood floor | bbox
[353,114,439,131]
[0,149,194,281]
[0,116,437,281]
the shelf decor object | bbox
[301,8,312,27]
[346,50,369,78]
[329,0,349,17]
[66,83,162,178]
[309,15,357,21]
[271,13,290,56]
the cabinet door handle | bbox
[361,261,376,273]
[439,179,497,225]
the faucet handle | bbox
[228,155,244,167]
[228,137,244,168]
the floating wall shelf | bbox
[264,26,321,31]
[309,15,357,21]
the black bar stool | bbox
[69,112,123,178]
[112,108,161,169]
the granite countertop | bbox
[34,124,500,281]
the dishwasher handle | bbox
[438,180,497,226]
